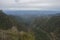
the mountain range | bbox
[4,10,60,16]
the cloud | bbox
[0,0,60,10]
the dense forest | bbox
[0,10,60,40]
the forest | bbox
[0,10,60,40]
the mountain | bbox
[3,10,60,24]
[0,10,31,31]
[4,10,60,16]
[0,10,15,30]
[0,10,60,40]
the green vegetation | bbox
[0,28,35,40]
[0,10,13,30]
[0,10,60,40]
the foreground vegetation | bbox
[0,10,60,40]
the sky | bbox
[0,0,60,10]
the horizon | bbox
[3,10,60,16]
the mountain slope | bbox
[0,10,14,30]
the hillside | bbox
[0,10,14,30]
[0,10,35,40]
[31,13,60,40]
[0,10,60,40]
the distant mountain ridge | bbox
[4,10,60,16]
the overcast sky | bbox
[0,0,60,10]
